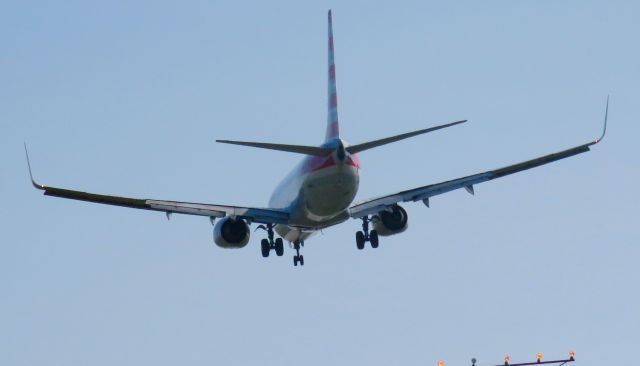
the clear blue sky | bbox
[2,1,638,365]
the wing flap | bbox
[146,199,289,223]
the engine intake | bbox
[213,217,250,248]
[372,204,408,236]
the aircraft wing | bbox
[349,104,609,219]
[24,148,289,225]
[349,140,601,218]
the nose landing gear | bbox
[355,216,379,250]
[293,241,304,266]
[256,223,284,258]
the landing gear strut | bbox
[293,241,304,266]
[257,223,284,258]
[356,216,379,250]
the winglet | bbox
[24,143,45,190]
[595,95,609,143]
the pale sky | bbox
[2,1,639,365]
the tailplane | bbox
[215,140,333,156]
[346,120,467,154]
[216,119,467,156]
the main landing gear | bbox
[257,224,284,258]
[256,224,305,266]
[355,216,379,250]
[292,241,304,266]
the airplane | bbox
[25,10,608,266]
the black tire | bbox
[356,231,365,250]
[299,255,304,266]
[261,239,270,257]
[293,255,298,266]
[274,238,284,256]
[370,230,379,249]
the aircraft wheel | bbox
[274,238,284,256]
[356,231,365,250]
[370,230,379,249]
[293,255,299,266]
[261,239,270,257]
[299,255,304,266]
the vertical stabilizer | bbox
[326,10,340,141]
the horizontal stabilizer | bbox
[216,140,334,156]
[346,119,467,154]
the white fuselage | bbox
[268,138,360,243]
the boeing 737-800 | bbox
[26,11,607,266]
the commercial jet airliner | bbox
[26,11,608,266]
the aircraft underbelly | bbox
[275,164,358,238]
[274,225,315,243]
[304,165,358,217]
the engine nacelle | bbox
[213,217,250,248]
[372,204,409,236]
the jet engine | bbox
[213,217,250,248]
[372,204,408,236]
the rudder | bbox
[326,10,340,141]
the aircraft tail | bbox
[216,11,468,156]
[326,10,340,142]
